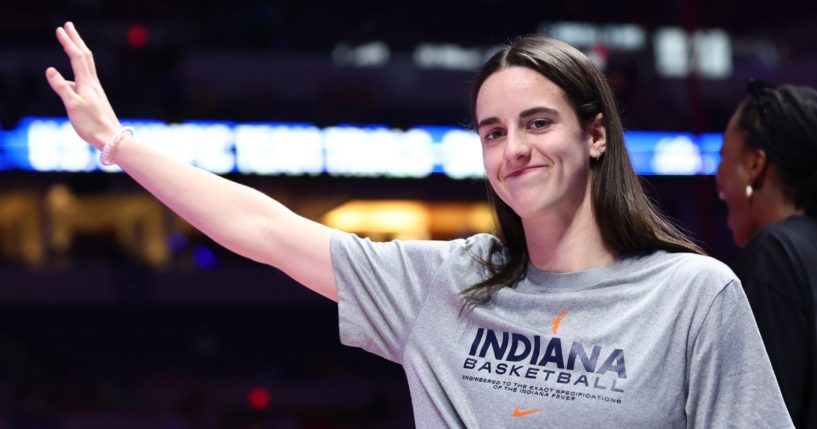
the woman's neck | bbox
[522,192,617,273]
[754,187,805,228]
[753,168,805,229]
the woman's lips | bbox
[505,165,545,179]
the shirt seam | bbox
[689,279,734,350]
[686,278,735,399]
[397,241,461,363]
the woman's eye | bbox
[483,129,505,142]
[530,118,551,129]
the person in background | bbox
[47,21,793,427]
[716,80,817,428]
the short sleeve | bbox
[685,280,794,428]
[330,230,479,363]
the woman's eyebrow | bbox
[476,116,499,129]
[477,106,559,129]
[519,106,559,119]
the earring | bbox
[745,184,753,198]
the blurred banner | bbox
[0,117,722,176]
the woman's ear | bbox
[587,113,607,159]
[744,147,767,184]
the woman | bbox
[46,22,792,427]
[716,80,817,428]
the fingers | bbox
[45,67,79,104]
[64,22,89,51]
[55,22,97,85]
[63,22,98,79]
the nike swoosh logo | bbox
[513,406,542,417]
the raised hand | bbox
[46,21,122,150]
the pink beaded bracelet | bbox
[100,126,134,166]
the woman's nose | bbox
[504,130,531,162]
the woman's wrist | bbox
[92,121,123,149]
[99,125,134,166]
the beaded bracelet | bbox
[100,125,134,166]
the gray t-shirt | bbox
[331,231,794,428]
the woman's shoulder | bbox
[736,216,817,285]
[737,216,817,269]
[752,215,817,247]
[634,250,737,285]
[622,251,739,311]
[331,229,501,260]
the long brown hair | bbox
[463,35,703,304]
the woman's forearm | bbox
[115,135,286,264]
[115,134,337,299]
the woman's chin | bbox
[731,225,751,248]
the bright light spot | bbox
[235,124,323,175]
[694,30,732,78]
[354,41,390,67]
[324,126,434,178]
[192,245,217,271]
[331,41,390,67]
[323,200,430,237]
[185,123,235,173]
[655,28,689,78]
[607,24,646,50]
[413,44,484,71]
[540,22,646,51]
[651,136,702,175]
[656,27,732,78]
[247,387,271,410]
[439,130,483,179]
[27,120,94,172]
[127,25,149,48]
[546,22,598,47]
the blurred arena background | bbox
[1,0,816,427]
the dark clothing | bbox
[735,215,817,429]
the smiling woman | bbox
[478,67,595,224]
[716,81,817,428]
[464,36,704,303]
[46,23,792,428]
